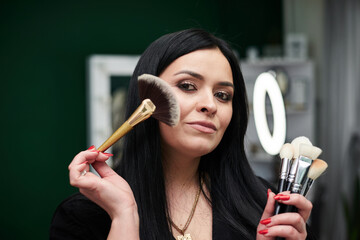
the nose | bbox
[196,91,217,116]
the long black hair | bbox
[115,29,268,240]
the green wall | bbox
[0,1,282,239]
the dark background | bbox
[0,0,282,238]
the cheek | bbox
[220,107,233,129]
[159,122,178,145]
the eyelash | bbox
[215,91,233,102]
[176,81,233,102]
[177,81,197,91]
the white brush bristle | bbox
[291,136,312,158]
[299,144,322,160]
[280,143,294,159]
[308,159,328,180]
[310,146,322,160]
[138,74,180,126]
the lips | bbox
[187,121,217,134]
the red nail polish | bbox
[258,229,268,235]
[267,189,271,198]
[274,195,290,200]
[102,152,113,157]
[87,145,95,150]
[260,218,271,225]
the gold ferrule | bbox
[97,99,155,152]
[127,99,156,126]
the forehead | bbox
[162,48,233,82]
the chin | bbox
[185,141,219,157]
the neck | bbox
[162,148,201,192]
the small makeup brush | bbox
[278,143,294,192]
[274,143,294,215]
[96,74,180,152]
[301,159,328,196]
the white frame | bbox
[87,55,140,152]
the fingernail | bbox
[274,195,290,201]
[260,218,271,225]
[87,145,95,150]
[258,229,268,235]
[267,188,271,198]
[80,161,88,165]
[102,152,113,157]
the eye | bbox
[214,91,232,102]
[177,81,197,92]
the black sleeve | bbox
[50,193,111,240]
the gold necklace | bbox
[169,184,202,240]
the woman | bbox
[50,29,314,240]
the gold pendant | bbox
[177,233,192,240]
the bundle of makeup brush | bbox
[274,136,328,215]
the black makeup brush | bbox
[301,159,328,197]
[96,74,180,152]
[275,142,322,240]
[274,143,294,215]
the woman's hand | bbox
[68,146,139,231]
[256,189,313,239]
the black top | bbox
[50,189,317,239]
[50,193,239,240]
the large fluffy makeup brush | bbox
[96,74,180,152]
[291,136,313,159]
[285,137,313,191]
[301,159,328,196]
[138,74,180,126]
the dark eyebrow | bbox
[174,70,234,88]
[174,70,204,80]
[218,82,234,88]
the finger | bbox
[258,224,307,240]
[262,212,306,234]
[92,161,117,179]
[69,160,88,179]
[68,150,99,170]
[69,161,97,188]
[274,193,313,221]
[95,152,113,162]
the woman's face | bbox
[159,48,234,159]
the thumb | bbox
[260,189,276,220]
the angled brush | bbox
[138,74,180,126]
[96,74,180,152]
